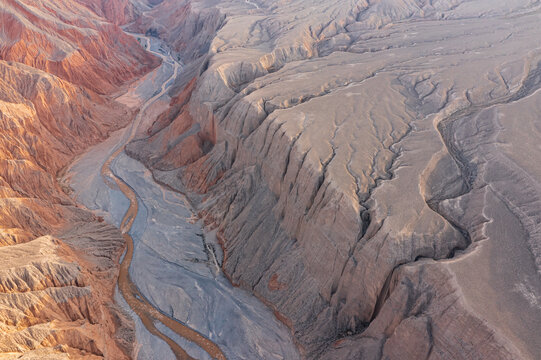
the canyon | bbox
[1,0,541,359]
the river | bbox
[64,34,299,360]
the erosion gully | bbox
[64,33,299,360]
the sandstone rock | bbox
[3,0,541,357]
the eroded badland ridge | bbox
[0,0,158,358]
[1,0,541,359]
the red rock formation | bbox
[0,0,157,357]
[0,57,136,358]
[126,77,211,172]
[0,0,159,94]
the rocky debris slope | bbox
[0,0,157,357]
[129,0,541,358]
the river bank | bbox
[63,33,299,360]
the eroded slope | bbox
[0,0,158,357]
[0,0,159,93]
[129,0,541,358]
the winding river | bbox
[98,36,225,360]
[65,33,299,360]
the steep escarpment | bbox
[0,1,158,357]
[129,0,541,358]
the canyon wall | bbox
[0,0,158,357]
[129,0,541,358]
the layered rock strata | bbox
[0,0,159,93]
[0,0,158,357]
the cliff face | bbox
[129,0,541,358]
[0,1,158,357]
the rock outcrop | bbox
[129,0,541,358]
[3,0,541,357]
[0,0,158,357]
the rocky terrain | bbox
[0,0,158,92]
[66,32,300,360]
[0,0,159,358]
[127,0,541,358]
[2,0,541,359]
